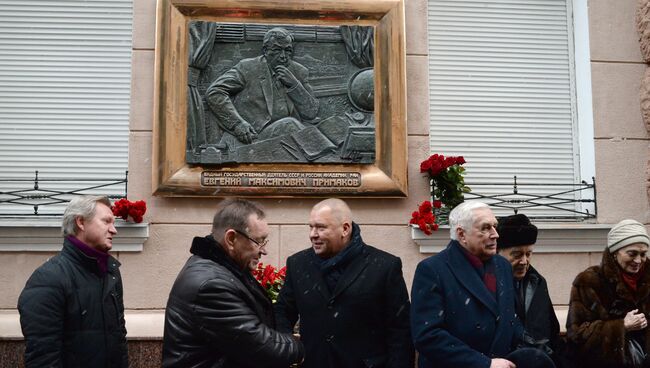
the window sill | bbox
[412,223,612,253]
[0,218,149,252]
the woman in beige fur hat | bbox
[567,219,650,368]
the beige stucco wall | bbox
[1,0,649,321]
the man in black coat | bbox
[274,198,414,368]
[497,214,564,366]
[18,195,128,368]
[162,198,304,368]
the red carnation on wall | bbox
[409,153,471,232]
[111,198,147,223]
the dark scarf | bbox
[459,244,497,295]
[314,222,365,292]
[67,235,109,276]
[190,235,273,312]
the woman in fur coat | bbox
[567,219,650,368]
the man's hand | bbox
[233,122,257,144]
[624,309,648,331]
[274,65,300,89]
[490,358,516,368]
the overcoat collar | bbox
[305,222,370,302]
[446,240,499,316]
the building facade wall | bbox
[1,0,649,353]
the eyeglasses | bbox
[233,229,269,248]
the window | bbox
[427,0,594,219]
[0,0,133,216]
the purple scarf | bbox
[460,245,497,295]
[67,235,109,276]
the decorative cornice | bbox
[412,223,612,253]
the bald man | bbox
[274,198,414,368]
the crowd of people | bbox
[16,195,650,367]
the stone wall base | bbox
[0,340,162,368]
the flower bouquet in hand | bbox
[253,262,287,303]
[111,198,147,223]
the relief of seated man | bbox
[205,27,319,148]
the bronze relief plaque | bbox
[153,0,407,197]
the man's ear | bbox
[456,226,466,244]
[223,229,237,251]
[75,216,85,233]
[341,221,352,237]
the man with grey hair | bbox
[206,27,319,146]
[274,198,414,368]
[162,198,304,367]
[18,195,128,367]
[411,201,555,368]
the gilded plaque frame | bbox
[152,0,407,197]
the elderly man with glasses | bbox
[162,198,304,368]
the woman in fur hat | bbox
[567,219,650,367]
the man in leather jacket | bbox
[162,198,304,367]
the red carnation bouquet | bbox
[253,263,287,303]
[410,153,470,232]
[419,153,469,209]
[409,200,442,235]
[111,198,147,223]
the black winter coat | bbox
[18,239,128,368]
[274,224,414,368]
[162,235,304,368]
[517,266,561,349]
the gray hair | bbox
[211,198,266,239]
[61,195,112,237]
[262,27,293,51]
[449,201,490,240]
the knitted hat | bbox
[607,219,650,253]
[497,214,538,249]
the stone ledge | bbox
[0,218,149,252]
[412,223,612,253]
[0,307,568,338]
[0,309,164,340]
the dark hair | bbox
[211,198,266,238]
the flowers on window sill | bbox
[420,153,470,209]
[111,198,147,223]
[410,153,470,232]
[410,200,441,235]
[253,263,287,303]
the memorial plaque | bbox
[186,23,376,165]
[153,0,407,197]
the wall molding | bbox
[0,218,149,252]
[412,223,612,253]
